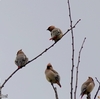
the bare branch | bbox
[27,19,81,64]
[0,68,19,89]
[0,19,81,90]
[74,37,86,99]
[67,0,75,99]
[94,77,100,99]
[51,83,59,99]
[62,19,81,37]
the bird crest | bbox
[17,49,23,55]
[47,26,55,31]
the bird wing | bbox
[81,81,91,95]
[51,29,61,36]
[55,74,60,82]
[51,69,60,82]
[51,69,58,74]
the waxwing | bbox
[47,26,63,43]
[45,63,61,87]
[15,49,28,68]
[80,77,95,99]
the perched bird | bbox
[80,77,95,99]
[47,26,63,43]
[45,63,61,87]
[15,49,28,68]
[98,96,100,99]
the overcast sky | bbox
[0,0,100,99]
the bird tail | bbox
[80,93,84,99]
[18,66,21,69]
[18,66,23,69]
[49,36,57,40]
[49,38,53,40]
[57,82,61,87]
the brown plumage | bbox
[45,63,61,87]
[47,26,63,43]
[80,77,95,99]
[15,49,28,68]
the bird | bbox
[80,77,95,99]
[45,63,61,87]
[98,96,100,99]
[15,49,28,68]
[47,25,63,43]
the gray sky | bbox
[0,0,100,99]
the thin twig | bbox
[74,37,86,99]
[94,77,100,99]
[27,19,81,64]
[51,83,59,99]
[0,19,81,90]
[0,68,19,89]
[67,0,75,99]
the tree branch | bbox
[62,19,81,37]
[27,19,81,64]
[51,83,59,99]
[0,68,19,89]
[0,19,81,90]
[67,0,75,99]
[74,37,86,99]
[94,77,100,99]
